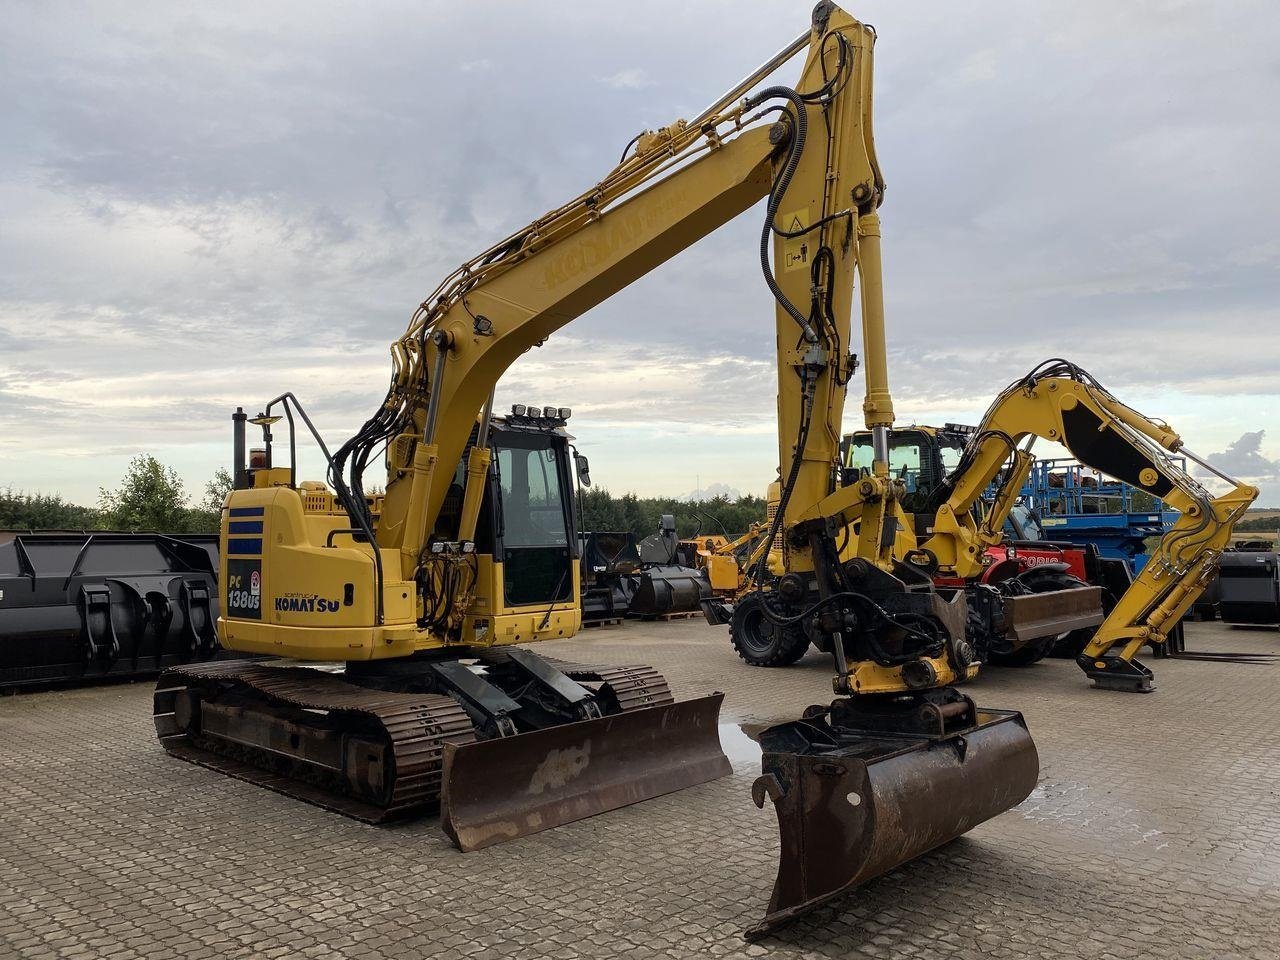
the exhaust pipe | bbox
[232,406,249,490]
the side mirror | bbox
[574,452,591,488]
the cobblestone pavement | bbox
[2,620,1278,959]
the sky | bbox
[2,1,1278,507]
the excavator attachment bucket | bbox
[441,692,730,851]
[1003,584,1103,643]
[747,703,1038,939]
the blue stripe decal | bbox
[229,506,265,517]
[226,538,263,555]
[227,520,264,534]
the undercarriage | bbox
[154,649,728,849]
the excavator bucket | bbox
[440,692,730,851]
[747,704,1038,939]
[1003,584,1104,643]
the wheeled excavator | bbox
[839,422,1108,668]
[712,382,1257,693]
[706,422,1108,668]
[842,406,1257,689]
[151,3,1245,935]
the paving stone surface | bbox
[2,619,1278,959]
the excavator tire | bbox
[730,591,809,667]
[988,572,1090,667]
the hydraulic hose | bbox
[744,85,818,344]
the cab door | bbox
[492,432,576,607]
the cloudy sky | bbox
[2,1,1278,507]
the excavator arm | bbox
[925,359,1258,690]
[328,3,883,615]
[201,4,886,664]
[173,6,1040,938]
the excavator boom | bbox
[154,2,1044,937]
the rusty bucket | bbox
[747,704,1038,938]
[440,693,730,851]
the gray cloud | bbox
[1206,431,1280,484]
[1,1,1278,504]
[600,69,655,91]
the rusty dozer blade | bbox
[747,695,1038,939]
[1003,585,1104,643]
[440,692,730,851]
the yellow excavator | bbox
[150,2,1254,937]
[833,403,1258,690]
[707,408,1256,688]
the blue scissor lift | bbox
[1021,458,1180,573]
[1010,459,1274,658]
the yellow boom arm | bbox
[246,3,896,661]
[923,360,1257,686]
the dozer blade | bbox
[440,692,730,851]
[747,706,1038,939]
[1004,585,1103,643]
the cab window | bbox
[497,444,569,547]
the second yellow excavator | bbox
[149,2,1255,937]
[705,404,1256,691]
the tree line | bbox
[8,453,1273,544]
[576,487,766,539]
[3,455,766,540]
[1,456,232,535]
[1235,511,1280,533]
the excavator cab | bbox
[840,425,968,517]
[438,407,580,622]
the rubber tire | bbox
[989,573,1090,667]
[1049,628,1094,660]
[988,633,1057,667]
[729,592,810,667]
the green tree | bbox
[0,488,101,530]
[572,486,767,538]
[184,468,235,533]
[98,455,192,532]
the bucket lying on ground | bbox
[0,532,220,688]
[628,564,712,617]
[747,702,1038,938]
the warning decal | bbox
[781,208,810,272]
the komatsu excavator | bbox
[150,2,1255,936]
